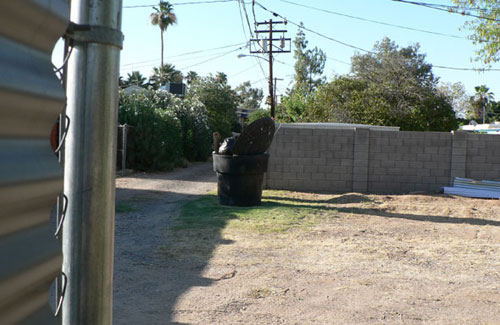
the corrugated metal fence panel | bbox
[0,1,69,324]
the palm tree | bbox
[125,71,147,87]
[215,72,228,84]
[185,71,199,85]
[473,85,494,124]
[150,1,177,85]
[149,63,183,89]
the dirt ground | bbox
[113,162,499,324]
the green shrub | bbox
[171,98,212,161]
[119,90,183,171]
[153,90,212,161]
[119,89,212,171]
[246,109,271,125]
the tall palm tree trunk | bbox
[160,31,164,68]
[160,31,164,86]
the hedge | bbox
[118,89,212,171]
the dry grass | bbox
[161,190,500,324]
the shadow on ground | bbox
[263,194,500,227]
[264,193,374,205]
[114,187,230,325]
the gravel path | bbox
[113,162,216,324]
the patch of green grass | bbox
[159,190,350,260]
[115,202,138,213]
[176,190,339,234]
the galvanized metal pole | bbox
[62,0,122,324]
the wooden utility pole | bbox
[251,20,290,118]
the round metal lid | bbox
[232,117,275,155]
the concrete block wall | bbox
[266,126,354,192]
[367,131,452,193]
[466,133,500,181]
[265,124,500,194]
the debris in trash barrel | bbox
[217,135,239,155]
[213,132,222,154]
[213,117,276,206]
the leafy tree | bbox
[150,1,177,83]
[185,71,199,85]
[292,23,326,96]
[119,76,126,88]
[124,71,147,87]
[490,101,500,121]
[186,74,238,137]
[246,109,271,125]
[307,38,458,131]
[215,72,228,84]
[471,85,495,123]
[306,77,372,124]
[277,23,325,122]
[437,82,472,119]
[149,63,183,89]
[235,81,264,111]
[275,91,309,123]
[452,0,500,64]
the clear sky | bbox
[54,0,500,101]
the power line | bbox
[254,1,373,53]
[121,46,246,72]
[279,0,464,40]
[251,0,257,27]
[179,44,247,70]
[250,77,268,84]
[168,41,247,58]
[124,0,237,8]
[389,1,495,12]
[121,47,242,72]
[256,1,500,72]
[237,0,268,82]
[326,56,350,66]
[121,42,246,68]
[239,0,255,38]
[237,0,250,39]
[391,0,500,22]
[229,62,261,78]
[274,58,294,67]
[433,65,500,72]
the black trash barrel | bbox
[213,153,269,206]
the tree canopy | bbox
[149,63,183,89]
[186,73,239,137]
[471,84,495,123]
[235,81,264,112]
[452,0,500,64]
[304,38,458,131]
[292,23,326,96]
[124,71,147,87]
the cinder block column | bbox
[353,128,370,192]
[450,131,467,184]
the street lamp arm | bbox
[237,53,270,62]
